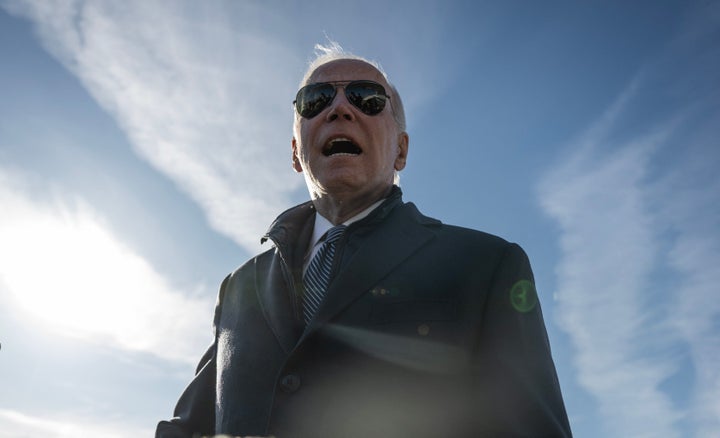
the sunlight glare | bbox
[0,189,208,360]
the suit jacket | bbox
[157,187,572,437]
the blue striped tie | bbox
[303,225,347,324]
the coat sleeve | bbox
[473,243,573,437]
[155,275,230,438]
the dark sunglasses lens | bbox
[296,84,335,118]
[346,81,387,115]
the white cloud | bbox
[3,0,305,252]
[652,140,720,436]
[0,408,152,438]
[0,167,213,364]
[538,79,720,435]
[539,127,681,437]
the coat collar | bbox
[258,186,441,351]
[303,200,440,337]
[261,185,405,249]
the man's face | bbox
[292,59,408,201]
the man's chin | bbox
[311,172,365,193]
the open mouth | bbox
[323,138,362,157]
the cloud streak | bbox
[0,408,152,438]
[3,0,305,252]
[538,65,720,438]
[654,133,720,436]
[538,102,681,436]
[0,167,213,364]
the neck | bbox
[311,185,392,225]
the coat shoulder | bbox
[403,202,513,252]
[227,246,276,279]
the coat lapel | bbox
[254,251,305,354]
[304,203,438,336]
[256,202,315,354]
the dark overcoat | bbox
[157,188,572,437]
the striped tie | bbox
[303,225,347,324]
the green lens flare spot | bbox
[510,280,537,313]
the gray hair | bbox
[298,41,407,132]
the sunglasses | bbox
[294,80,390,119]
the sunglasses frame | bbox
[293,80,390,119]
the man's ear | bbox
[291,137,303,173]
[394,132,409,171]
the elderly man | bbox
[157,46,572,438]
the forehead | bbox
[306,59,389,88]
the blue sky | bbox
[0,1,718,437]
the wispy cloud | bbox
[0,167,212,364]
[538,96,682,436]
[538,39,720,438]
[0,408,152,438]
[3,0,305,252]
[652,131,720,436]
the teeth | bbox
[324,137,361,156]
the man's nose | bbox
[326,88,355,122]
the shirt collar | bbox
[309,198,385,252]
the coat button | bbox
[417,323,430,336]
[280,374,301,393]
